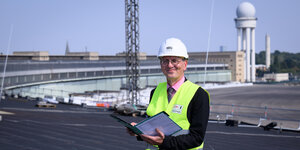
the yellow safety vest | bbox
[146,80,207,150]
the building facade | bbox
[189,51,245,82]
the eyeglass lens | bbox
[161,59,182,65]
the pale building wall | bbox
[13,51,49,61]
[264,73,289,82]
[116,52,147,60]
[65,52,99,60]
[189,51,245,82]
[12,51,102,61]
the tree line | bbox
[256,50,300,77]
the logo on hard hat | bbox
[166,46,173,50]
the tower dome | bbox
[236,2,256,18]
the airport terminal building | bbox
[0,51,241,98]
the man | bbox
[128,38,210,150]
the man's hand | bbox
[126,122,137,136]
[140,128,165,145]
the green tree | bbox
[256,51,265,64]
[270,55,280,73]
[256,50,300,76]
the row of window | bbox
[3,66,228,87]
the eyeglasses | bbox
[160,58,185,66]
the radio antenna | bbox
[0,24,14,102]
[203,0,215,85]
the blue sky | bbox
[0,0,299,55]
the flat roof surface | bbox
[1,98,300,150]
[206,84,300,129]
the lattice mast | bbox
[125,0,140,105]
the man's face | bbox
[160,56,187,81]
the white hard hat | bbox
[158,38,189,59]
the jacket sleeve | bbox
[158,87,210,150]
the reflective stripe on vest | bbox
[146,80,205,150]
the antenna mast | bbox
[0,25,14,102]
[125,0,140,105]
